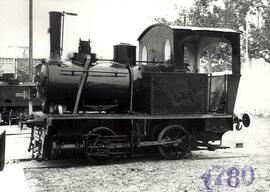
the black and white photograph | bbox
[0,0,269,191]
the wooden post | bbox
[28,87,33,114]
[0,130,6,171]
[29,0,33,115]
[29,0,33,81]
[245,14,249,68]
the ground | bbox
[1,115,270,192]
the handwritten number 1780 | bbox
[202,165,255,190]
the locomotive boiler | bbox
[38,51,137,113]
[25,11,250,163]
[37,12,139,114]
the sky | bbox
[0,0,194,59]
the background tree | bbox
[248,2,270,62]
[155,0,269,71]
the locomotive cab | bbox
[136,24,241,116]
[135,24,248,146]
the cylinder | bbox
[49,11,62,61]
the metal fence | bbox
[0,58,16,78]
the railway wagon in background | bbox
[0,80,40,124]
[25,12,250,163]
[0,58,41,124]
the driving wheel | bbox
[85,127,116,164]
[158,124,190,160]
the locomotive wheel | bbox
[85,127,116,164]
[158,124,190,160]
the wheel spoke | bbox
[158,124,190,160]
[85,127,116,164]
[176,130,181,139]
[174,148,179,158]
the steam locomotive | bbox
[25,11,250,163]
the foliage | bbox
[199,42,232,73]
[155,0,270,70]
[16,58,41,81]
[248,3,270,62]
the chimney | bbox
[49,11,62,62]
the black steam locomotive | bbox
[25,11,250,163]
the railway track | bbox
[6,151,250,170]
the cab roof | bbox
[138,24,239,41]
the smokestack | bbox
[49,11,62,61]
